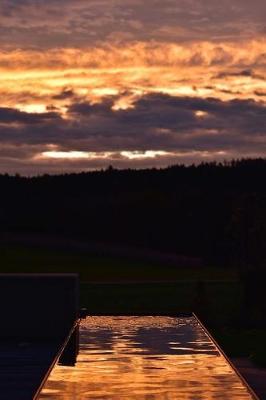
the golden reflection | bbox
[39,316,254,399]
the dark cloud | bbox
[0,92,265,173]
[0,94,265,156]
[68,99,113,116]
[215,69,265,80]
[0,107,60,124]
[0,0,265,48]
[0,1,265,174]
[254,90,266,97]
[52,89,75,100]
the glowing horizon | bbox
[0,1,265,174]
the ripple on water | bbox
[39,316,255,399]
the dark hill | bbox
[1,158,266,267]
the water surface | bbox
[39,316,255,399]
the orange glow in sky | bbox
[0,1,265,174]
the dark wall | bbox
[0,274,79,340]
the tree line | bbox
[0,159,265,268]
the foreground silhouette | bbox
[1,158,266,326]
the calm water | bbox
[39,316,255,399]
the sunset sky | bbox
[0,0,265,174]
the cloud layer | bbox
[0,0,265,173]
[0,0,265,48]
[0,94,265,174]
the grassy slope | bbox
[0,244,241,321]
[212,328,266,367]
[0,244,265,366]
[0,245,237,281]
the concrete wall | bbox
[0,274,79,340]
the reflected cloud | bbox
[39,316,254,399]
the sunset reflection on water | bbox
[39,316,254,399]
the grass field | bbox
[212,328,266,367]
[0,244,242,323]
[0,244,238,281]
[0,244,265,367]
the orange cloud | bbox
[0,40,265,114]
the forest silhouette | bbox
[1,158,266,326]
[0,158,265,266]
